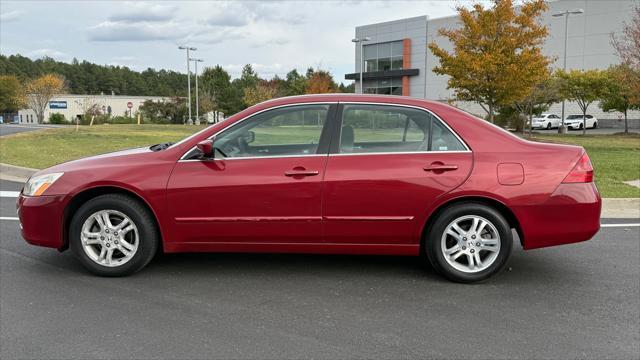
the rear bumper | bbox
[17,194,66,249]
[516,182,601,250]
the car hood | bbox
[36,146,153,175]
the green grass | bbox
[0,124,204,169]
[1,125,638,198]
[530,133,640,198]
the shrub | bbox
[48,113,67,124]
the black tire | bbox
[546,122,551,130]
[424,203,512,283]
[593,122,597,129]
[579,123,584,130]
[69,193,158,276]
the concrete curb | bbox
[1,162,638,218]
[0,163,37,182]
[601,198,640,219]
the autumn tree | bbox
[243,79,281,106]
[305,70,338,94]
[25,74,66,123]
[555,69,608,135]
[515,75,561,136]
[428,0,551,122]
[611,2,640,69]
[600,64,640,134]
[0,75,25,113]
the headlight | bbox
[23,172,64,196]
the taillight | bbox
[562,152,594,183]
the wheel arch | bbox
[420,196,524,250]
[61,186,164,252]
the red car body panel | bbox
[17,94,601,255]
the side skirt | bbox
[163,242,420,256]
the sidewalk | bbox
[1,162,638,218]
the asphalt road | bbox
[0,179,638,359]
[0,124,61,137]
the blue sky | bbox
[0,1,488,83]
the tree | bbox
[284,69,308,96]
[611,3,640,69]
[428,0,551,122]
[25,73,66,123]
[305,69,338,94]
[600,64,640,134]
[0,75,25,113]
[556,69,608,135]
[515,75,561,136]
[243,79,281,106]
[201,65,234,115]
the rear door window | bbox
[338,104,466,154]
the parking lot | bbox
[0,179,638,359]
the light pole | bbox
[178,46,197,124]
[190,58,204,125]
[552,8,584,133]
[352,37,371,94]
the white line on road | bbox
[0,191,20,198]
[601,223,640,228]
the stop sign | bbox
[127,101,133,109]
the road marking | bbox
[0,191,20,198]
[601,223,640,228]
[0,217,19,221]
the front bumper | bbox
[515,182,601,250]
[17,194,66,249]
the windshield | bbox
[566,115,583,119]
[168,117,233,149]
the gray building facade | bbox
[348,0,638,122]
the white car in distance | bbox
[565,114,598,130]
[531,114,562,129]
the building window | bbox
[363,78,402,95]
[363,40,404,72]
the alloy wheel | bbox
[440,215,501,273]
[81,209,139,267]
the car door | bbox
[166,103,336,245]
[322,103,473,245]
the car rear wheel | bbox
[69,194,158,276]
[425,203,512,283]
[593,122,597,129]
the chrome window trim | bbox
[178,100,472,162]
[179,102,336,161]
[179,154,327,162]
[330,150,470,157]
[337,102,471,153]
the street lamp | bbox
[552,8,584,133]
[178,46,197,124]
[352,37,371,94]
[190,58,204,125]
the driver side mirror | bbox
[196,139,214,159]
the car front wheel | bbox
[425,203,513,283]
[546,122,551,129]
[69,194,159,276]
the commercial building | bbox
[18,94,171,124]
[347,0,638,122]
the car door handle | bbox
[423,164,458,172]
[284,169,319,177]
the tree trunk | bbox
[488,104,494,124]
[582,109,587,136]
[528,111,533,138]
[624,109,628,134]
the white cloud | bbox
[88,21,188,42]
[108,2,176,22]
[0,10,24,22]
[27,48,68,61]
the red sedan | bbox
[17,95,601,282]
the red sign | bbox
[127,101,133,109]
